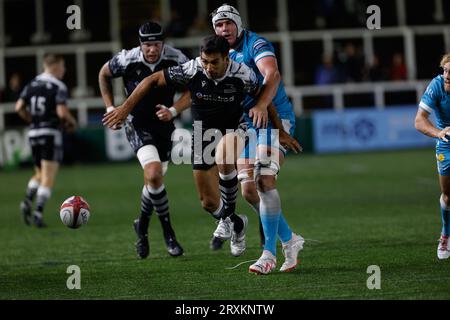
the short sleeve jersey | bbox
[19,73,68,130]
[109,44,189,128]
[164,57,259,132]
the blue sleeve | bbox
[419,78,441,114]
[251,37,276,64]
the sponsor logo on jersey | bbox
[195,92,235,103]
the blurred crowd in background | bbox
[0,0,448,103]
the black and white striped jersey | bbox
[164,57,259,132]
[109,45,189,129]
[19,72,68,132]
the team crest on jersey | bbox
[201,80,207,88]
[224,84,236,93]
[437,153,445,162]
[136,69,141,76]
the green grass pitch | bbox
[1,148,449,299]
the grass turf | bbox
[0,148,449,300]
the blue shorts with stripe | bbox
[436,146,450,176]
[239,111,296,159]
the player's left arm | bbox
[103,71,167,128]
[15,98,31,124]
[267,103,302,154]
[249,56,281,128]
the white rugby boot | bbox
[437,235,450,260]
[213,217,233,241]
[230,215,248,257]
[280,233,304,272]
[249,250,277,275]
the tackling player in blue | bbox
[211,4,303,274]
[415,52,450,260]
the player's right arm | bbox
[98,62,115,110]
[415,108,449,141]
[15,98,31,124]
[102,71,167,128]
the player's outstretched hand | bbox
[439,127,450,142]
[279,130,303,154]
[156,104,173,122]
[102,106,126,129]
[249,105,268,128]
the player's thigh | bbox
[216,132,245,166]
[193,166,220,203]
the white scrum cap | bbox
[211,4,243,37]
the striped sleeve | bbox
[251,37,276,64]
[164,58,198,87]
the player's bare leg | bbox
[437,175,450,259]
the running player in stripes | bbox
[103,35,261,257]
[16,54,77,228]
[99,22,187,259]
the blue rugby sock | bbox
[440,195,450,236]
[278,213,293,243]
[258,189,282,256]
[251,201,292,243]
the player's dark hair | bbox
[43,53,64,67]
[200,35,230,57]
[139,21,164,43]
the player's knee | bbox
[255,175,276,192]
[238,168,258,202]
[441,193,450,209]
[144,165,163,188]
[200,196,218,213]
[254,159,279,191]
